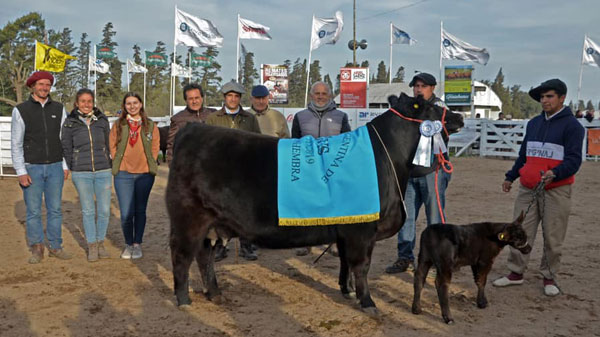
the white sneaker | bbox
[131,245,143,259]
[544,283,560,296]
[120,245,133,259]
[492,274,524,287]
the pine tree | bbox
[240,51,258,106]
[491,68,513,117]
[199,47,222,107]
[288,58,307,107]
[128,44,144,95]
[374,61,387,83]
[309,60,322,85]
[324,74,334,96]
[96,22,123,114]
[586,100,594,111]
[76,33,91,89]
[145,41,170,116]
[578,100,585,111]
[392,66,405,83]
[48,28,77,107]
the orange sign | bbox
[588,129,600,155]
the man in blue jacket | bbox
[493,79,585,297]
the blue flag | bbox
[392,24,416,45]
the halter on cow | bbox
[167,93,464,316]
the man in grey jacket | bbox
[291,81,351,256]
[291,81,351,138]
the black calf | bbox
[411,212,531,324]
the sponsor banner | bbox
[191,52,213,67]
[261,64,288,104]
[587,129,600,155]
[444,65,472,106]
[340,67,368,108]
[35,41,76,72]
[96,45,116,59]
[145,51,168,66]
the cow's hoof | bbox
[477,299,488,309]
[443,317,454,325]
[176,296,192,307]
[341,291,356,300]
[361,307,381,319]
[208,294,223,304]
[411,305,422,315]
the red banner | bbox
[340,67,368,108]
[588,129,600,155]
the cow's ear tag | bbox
[498,233,506,241]
[413,104,419,109]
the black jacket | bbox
[16,95,64,164]
[61,108,111,172]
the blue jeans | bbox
[22,162,64,249]
[71,169,112,244]
[396,170,451,261]
[114,171,155,246]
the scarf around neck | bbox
[127,115,142,147]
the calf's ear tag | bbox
[498,233,506,241]
[413,103,419,109]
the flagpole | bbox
[172,5,178,116]
[389,23,393,84]
[439,21,444,98]
[143,49,147,105]
[236,14,241,82]
[34,40,38,71]
[304,15,315,107]
[577,35,586,104]
[126,60,130,92]
[94,45,97,103]
[87,53,90,88]
[188,51,192,84]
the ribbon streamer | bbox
[412,120,447,167]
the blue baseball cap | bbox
[251,85,270,97]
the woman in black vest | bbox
[61,89,112,262]
[109,92,159,260]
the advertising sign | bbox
[261,64,288,104]
[588,129,600,155]
[444,65,472,106]
[340,67,368,108]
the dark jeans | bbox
[114,171,155,246]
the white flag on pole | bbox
[441,29,490,65]
[239,16,272,40]
[171,63,192,78]
[175,8,224,48]
[392,25,416,45]
[127,59,147,73]
[89,55,109,73]
[583,36,600,67]
[310,11,344,51]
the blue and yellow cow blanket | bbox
[277,126,380,226]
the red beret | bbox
[26,71,54,87]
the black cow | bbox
[167,93,464,316]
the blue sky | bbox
[3,0,599,105]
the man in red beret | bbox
[11,71,71,263]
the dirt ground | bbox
[0,157,598,337]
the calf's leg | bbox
[412,257,432,315]
[471,263,493,309]
[196,239,222,302]
[435,265,454,324]
[347,240,378,316]
[337,239,354,299]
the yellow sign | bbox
[35,41,76,72]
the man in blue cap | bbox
[250,85,289,138]
[493,78,584,297]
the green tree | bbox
[323,74,334,95]
[240,51,258,106]
[199,47,222,107]
[309,59,322,85]
[586,100,594,111]
[75,33,91,89]
[577,100,585,111]
[392,66,405,83]
[128,44,144,94]
[287,58,307,107]
[145,41,170,116]
[374,61,387,83]
[491,68,513,116]
[48,27,77,107]
[95,22,123,113]
[0,12,45,114]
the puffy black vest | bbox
[16,96,64,164]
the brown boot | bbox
[87,242,99,262]
[28,243,44,264]
[97,241,110,259]
[49,248,72,260]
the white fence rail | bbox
[1,113,599,177]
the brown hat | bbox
[26,71,55,87]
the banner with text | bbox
[340,67,368,108]
[444,65,472,106]
[261,64,289,104]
